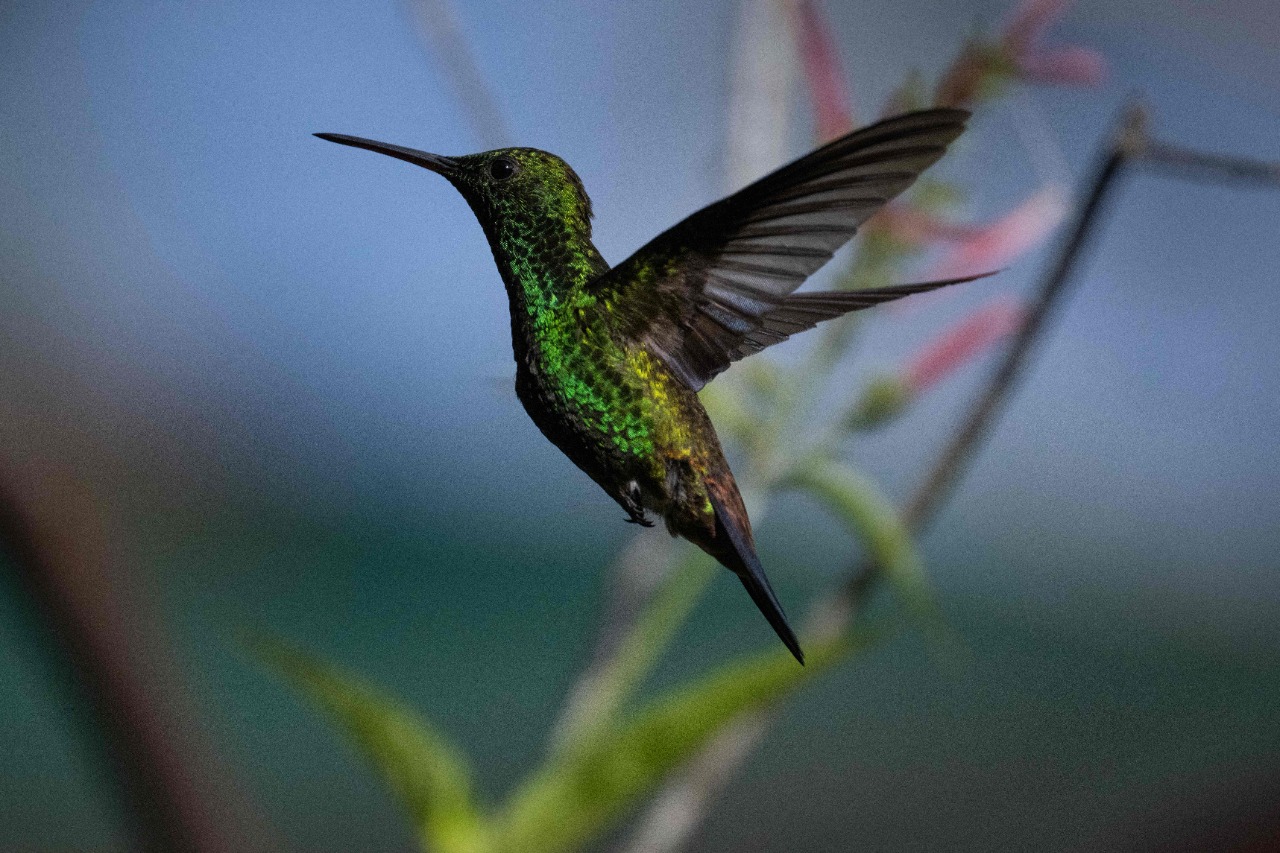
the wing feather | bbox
[593,108,986,390]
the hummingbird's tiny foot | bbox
[620,480,652,526]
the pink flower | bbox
[904,298,1026,394]
[1001,0,1106,86]
[1015,45,1106,86]
[850,297,1026,429]
[927,186,1069,279]
[878,204,977,247]
[793,0,855,142]
[876,187,1067,288]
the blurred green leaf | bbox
[253,639,489,853]
[785,458,938,627]
[974,44,1019,102]
[912,176,966,215]
[844,225,913,292]
[493,629,877,853]
[942,41,1018,105]
[739,357,783,402]
[846,374,912,431]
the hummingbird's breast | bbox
[512,302,713,503]
[490,225,724,523]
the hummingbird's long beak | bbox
[314,133,459,175]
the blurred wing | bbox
[595,108,973,390]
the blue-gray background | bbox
[2,0,1279,850]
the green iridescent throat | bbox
[475,154,664,462]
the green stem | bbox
[548,551,718,755]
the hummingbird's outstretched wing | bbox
[593,108,985,391]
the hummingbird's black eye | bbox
[489,156,517,181]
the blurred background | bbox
[2,0,1279,850]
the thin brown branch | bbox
[815,105,1140,623]
[1141,140,1280,188]
[872,104,1139,546]
[625,101,1280,853]
[840,104,1280,606]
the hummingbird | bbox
[316,108,987,664]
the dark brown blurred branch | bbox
[1142,140,1280,188]
[843,103,1280,608]
[406,0,511,148]
[625,101,1280,853]
[841,103,1142,600]
[0,471,267,853]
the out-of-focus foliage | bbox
[258,623,877,853]
[492,630,871,853]
[783,459,933,624]
[253,640,488,853]
[547,552,717,755]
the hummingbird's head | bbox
[315,134,594,239]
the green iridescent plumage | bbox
[316,109,989,664]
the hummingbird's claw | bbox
[620,481,653,526]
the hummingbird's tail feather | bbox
[704,485,806,665]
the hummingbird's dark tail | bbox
[705,486,806,665]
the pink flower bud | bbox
[879,204,980,247]
[1015,46,1106,86]
[929,187,1069,279]
[1002,0,1070,56]
[904,298,1026,393]
[794,0,855,142]
[1001,0,1106,87]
